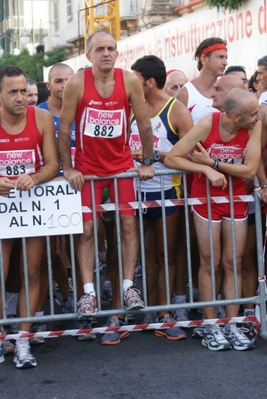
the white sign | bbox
[0,179,83,239]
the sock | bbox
[123,279,133,292]
[173,295,186,304]
[244,308,255,316]
[34,311,44,317]
[5,292,19,315]
[83,283,96,296]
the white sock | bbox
[34,311,44,317]
[5,292,19,315]
[173,295,186,304]
[123,279,133,292]
[83,283,95,296]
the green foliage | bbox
[204,0,244,12]
[0,46,67,82]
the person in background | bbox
[173,37,228,322]
[164,70,188,97]
[129,55,193,342]
[224,65,248,89]
[36,81,51,105]
[26,78,38,106]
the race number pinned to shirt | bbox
[129,133,160,151]
[84,107,123,138]
[209,145,245,164]
[0,149,36,177]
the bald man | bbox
[211,74,246,111]
[165,89,261,351]
[164,70,188,97]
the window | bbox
[67,0,72,23]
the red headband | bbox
[200,43,227,56]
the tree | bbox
[0,46,67,81]
[205,0,244,12]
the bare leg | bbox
[77,220,97,286]
[0,239,16,319]
[193,212,222,319]
[120,214,138,281]
[142,221,158,306]
[221,218,247,318]
[155,210,179,318]
[241,222,257,309]
[19,237,45,332]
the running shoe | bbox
[0,341,4,363]
[192,326,205,338]
[3,340,14,355]
[62,296,75,314]
[123,287,144,310]
[77,293,97,318]
[89,316,98,326]
[68,277,73,292]
[101,316,129,345]
[154,315,187,341]
[215,305,226,319]
[75,319,96,341]
[102,281,113,301]
[13,339,37,368]
[142,312,158,324]
[5,314,19,335]
[202,325,231,351]
[30,322,46,345]
[172,308,189,322]
[134,263,142,278]
[224,326,255,351]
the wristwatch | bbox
[143,157,154,166]
[153,150,160,162]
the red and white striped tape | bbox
[0,315,259,341]
[82,194,254,213]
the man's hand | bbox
[205,167,228,190]
[64,168,85,191]
[132,148,143,163]
[260,186,267,203]
[0,177,15,197]
[190,142,213,166]
[14,174,35,191]
[128,164,155,181]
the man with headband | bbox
[172,38,228,324]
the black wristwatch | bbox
[153,150,160,162]
[143,157,154,166]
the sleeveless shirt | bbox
[0,107,43,178]
[75,68,133,176]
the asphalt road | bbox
[2,313,267,399]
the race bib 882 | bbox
[84,107,123,139]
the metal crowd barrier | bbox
[0,169,266,340]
